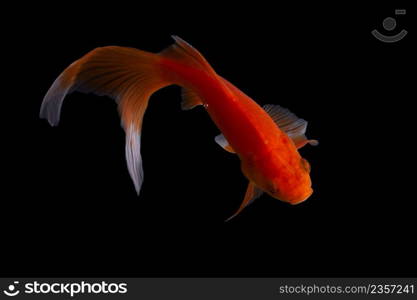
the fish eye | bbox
[300,158,311,173]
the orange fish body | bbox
[159,49,314,208]
[40,36,317,220]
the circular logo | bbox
[3,282,20,297]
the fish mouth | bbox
[290,188,313,205]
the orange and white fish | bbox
[40,36,318,220]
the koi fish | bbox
[40,36,318,220]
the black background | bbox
[2,3,414,277]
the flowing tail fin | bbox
[40,36,216,195]
[40,45,172,194]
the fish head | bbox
[270,156,313,204]
[266,175,313,205]
[243,152,313,205]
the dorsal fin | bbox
[263,104,318,149]
[160,36,216,74]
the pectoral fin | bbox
[226,181,263,221]
[292,135,319,149]
[215,134,235,153]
